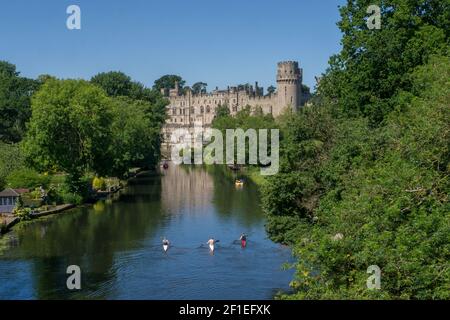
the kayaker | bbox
[162,237,170,246]
[206,238,215,246]
[240,233,247,247]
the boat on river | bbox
[235,179,244,187]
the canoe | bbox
[209,243,215,252]
[163,244,169,252]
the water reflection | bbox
[0,166,293,300]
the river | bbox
[0,165,293,300]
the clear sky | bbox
[0,0,345,91]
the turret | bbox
[276,61,302,111]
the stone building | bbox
[161,61,306,158]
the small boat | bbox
[235,179,244,187]
[163,244,169,252]
[241,239,247,248]
[209,243,215,252]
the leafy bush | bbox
[46,182,84,205]
[0,142,25,190]
[92,177,106,191]
[6,168,50,189]
[60,192,83,205]
[267,55,450,300]
[13,207,32,221]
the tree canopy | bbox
[192,82,208,95]
[260,0,450,299]
[153,75,185,91]
[319,0,449,126]
[23,79,113,191]
[0,61,39,143]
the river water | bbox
[0,165,293,300]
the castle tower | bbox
[276,61,302,112]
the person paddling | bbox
[239,233,247,247]
[206,238,216,252]
[162,237,170,251]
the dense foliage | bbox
[18,75,167,194]
[0,142,25,190]
[261,0,449,299]
[0,61,39,143]
[153,74,185,91]
[212,106,278,165]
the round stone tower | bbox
[276,61,302,112]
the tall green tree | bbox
[0,61,38,143]
[91,71,133,97]
[108,97,163,177]
[23,79,113,192]
[266,85,276,96]
[91,71,168,129]
[153,75,185,91]
[192,82,208,94]
[319,0,449,125]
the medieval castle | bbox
[161,61,307,156]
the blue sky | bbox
[0,0,345,91]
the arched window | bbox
[200,106,204,114]
[206,105,210,113]
[190,107,195,114]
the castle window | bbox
[206,106,210,113]
[190,107,194,114]
[200,106,204,114]
[173,108,176,115]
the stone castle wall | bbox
[161,61,304,158]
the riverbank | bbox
[0,168,149,236]
[241,166,266,186]
[0,164,294,299]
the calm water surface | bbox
[0,165,293,299]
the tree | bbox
[91,71,169,125]
[214,104,230,118]
[91,71,133,97]
[108,97,163,177]
[192,82,208,95]
[266,85,276,96]
[320,0,449,125]
[0,142,25,190]
[153,75,185,91]
[0,61,39,143]
[23,79,113,193]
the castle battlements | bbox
[161,61,305,153]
